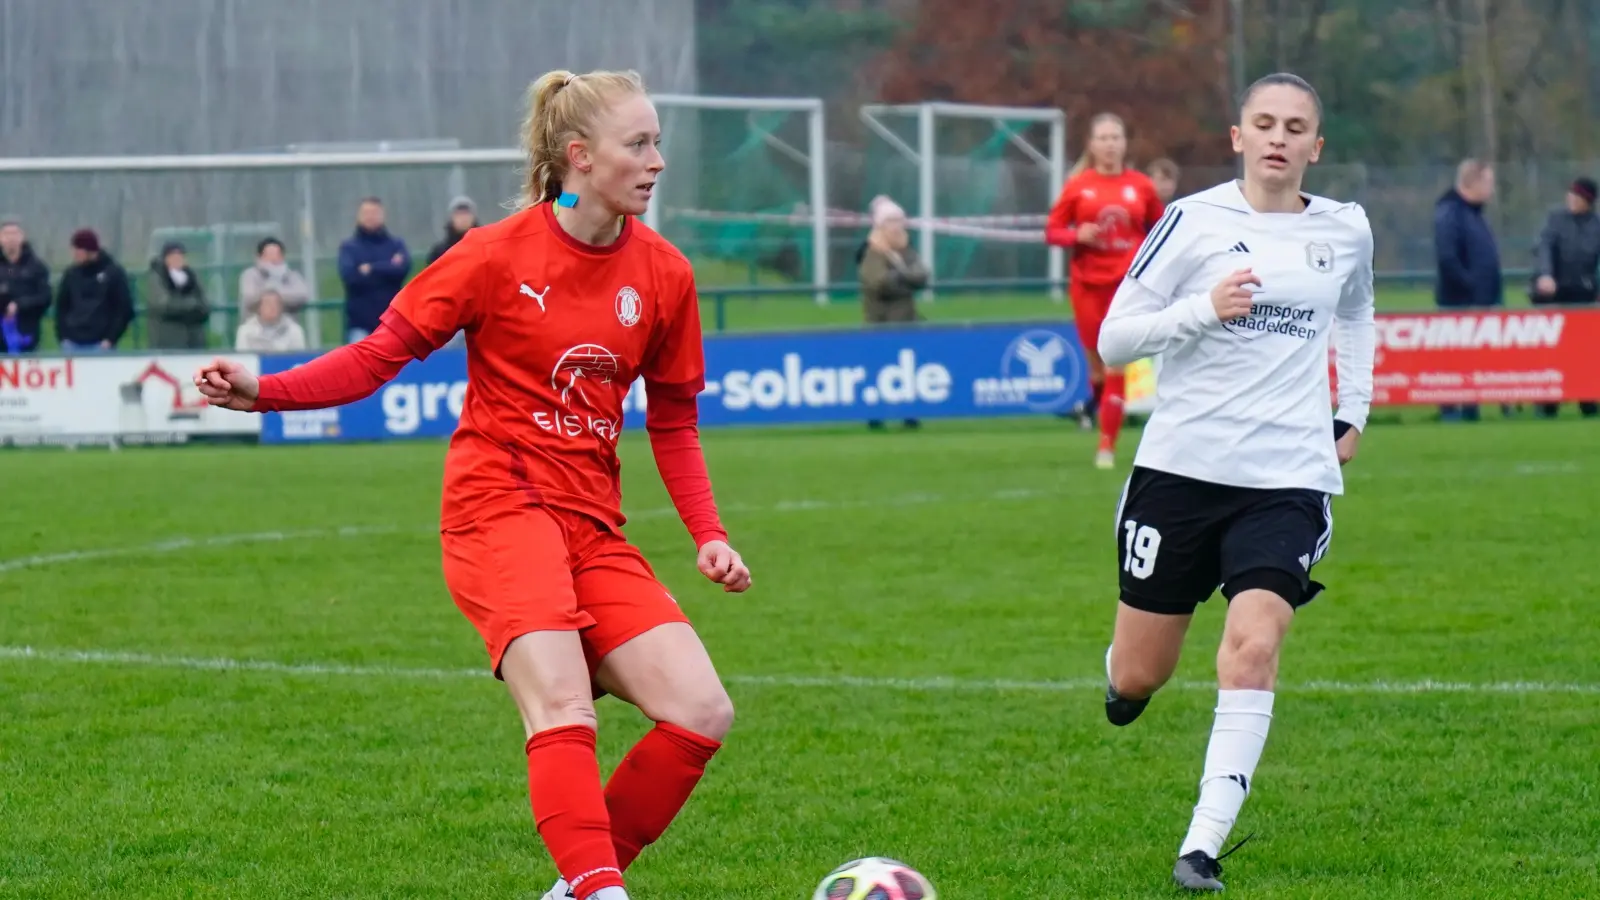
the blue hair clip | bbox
[556,191,579,208]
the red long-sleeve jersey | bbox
[251,203,727,548]
[1045,168,1165,287]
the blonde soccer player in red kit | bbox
[194,69,751,900]
[1045,113,1165,469]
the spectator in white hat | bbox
[857,194,928,429]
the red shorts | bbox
[1069,281,1119,358]
[440,503,691,679]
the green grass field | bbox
[2,416,1597,898]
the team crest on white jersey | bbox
[615,286,641,326]
[1305,241,1334,273]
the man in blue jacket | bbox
[337,197,411,343]
[1434,159,1503,421]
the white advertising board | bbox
[0,353,261,446]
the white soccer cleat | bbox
[1095,449,1116,470]
[540,878,573,900]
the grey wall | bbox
[0,0,698,156]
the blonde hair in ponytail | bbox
[1067,112,1127,179]
[517,69,648,210]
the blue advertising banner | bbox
[259,321,1090,444]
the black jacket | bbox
[56,252,134,346]
[0,242,51,347]
[1533,207,1600,301]
[1433,189,1503,308]
[427,223,476,265]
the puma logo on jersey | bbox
[520,283,549,312]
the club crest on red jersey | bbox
[615,286,642,327]
[551,344,621,405]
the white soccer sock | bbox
[1179,689,1275,858]
[587,887,629,900]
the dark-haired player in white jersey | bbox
[1094,73,1375,891]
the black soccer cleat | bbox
[1173,850,1225,891]
[1173,834,1254,892]
[1104,683,1151,726]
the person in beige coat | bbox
[857,195,928,325]
[234,289,307,353]
[238,237,310,324]
[857,195,929,429]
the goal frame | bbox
[858,101,1068,299]
[650,95,829,304]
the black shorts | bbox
[1114,466,1333,616]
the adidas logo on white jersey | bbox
[1228,241,1250,253]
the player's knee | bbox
[532,689,599,732]
[1112,659,1171,699]
[1218,629,1281,686]
[661,685,735,740]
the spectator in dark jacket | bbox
[1530,177,1600,419]
[145,241,211,350]
[1532,177,1600,306]
[0,218,51,353]
[337,197,410,343]
[1435,159,1503,309]
[55,229,133,352]
[427,195,480,265]
[1434,159,1503,421]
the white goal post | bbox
[858,101,1068,299]
[0,94,832,322]
[650,94,829,304]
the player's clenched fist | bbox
[1211,268,1260,321]
[697,539,752,593]
[193,357,261,411]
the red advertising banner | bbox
[1334,308,1600,406]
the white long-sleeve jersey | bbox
[1099,180,1376,496]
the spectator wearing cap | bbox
[145,241,211,349]
[0,217,51,353]
[428,195,480,265]
[858,195,927,326]
[857,195,929,430]
[238,237,310,324]
[337,196,410,343]
[1530,177,1600,418]
[1532,177,1600,306]
[55,228,133,353]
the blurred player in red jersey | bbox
[193,69,749,900]
[1045,113,1165,469]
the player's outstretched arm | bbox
[194,322,417,413]
[200,234,485,413]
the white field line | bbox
[2,458,1584,576]
[0,485,1073,575]
[2,645,1597,696]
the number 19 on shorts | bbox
[1122,520,1161,580]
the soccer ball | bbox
[812,857,936,900]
